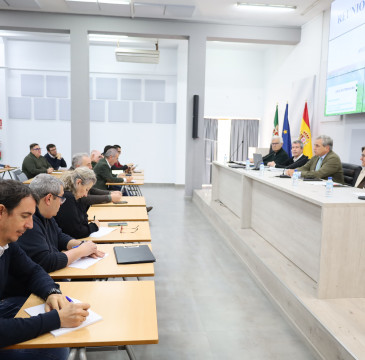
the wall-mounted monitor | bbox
[325,0,365,116]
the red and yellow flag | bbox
[299,102,313,158]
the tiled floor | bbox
[86,185,315,360]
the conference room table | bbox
[9,281,158,355]
[82,222,152,243]
[212,161,365,299]
[88,206,148,221]
[48,244,154,279]
[91,196,146,207]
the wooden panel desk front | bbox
[48,244,154,279]
[10,281,158,349]
[82,222,151,243]
[88,206,148,221]
[212,161,365,299]
[91,196,146,207]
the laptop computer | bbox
[253,153,263,170]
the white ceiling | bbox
[0,0,334,28]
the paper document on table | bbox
[268,167,283,172]
[25,298,102,337]
[354,192,365,196]
[303,181,326,186]
[68,253,108,269]
[90,227,116,238]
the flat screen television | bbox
[325,0,365,116]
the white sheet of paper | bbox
[25,298,102,337]
[268,167,283,172]
[68,253,108,270]
[354,192,365,196]
[89,227,116,238]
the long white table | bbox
[212,161,365,299]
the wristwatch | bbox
[44,287,62,300]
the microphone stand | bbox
[228,140,244,163]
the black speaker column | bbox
[192,95,199,139]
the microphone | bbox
[228,140,244,163]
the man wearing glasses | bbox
[22,143,54,179]
[9,175,103,289]
[44,143,67,170]
[262,135,289,166]
[353,146,365,188]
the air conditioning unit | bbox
[115,48,160,64]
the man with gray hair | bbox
[69,152,91,170]
[262,135,289,166]
[287,135,344,183]
[15,174,103,276]
[93,148,133,191]
[268,140,308,169]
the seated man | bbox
[353,146,365,188]
[16,174,104,274]
[71,152,123,205]
[262,136,289,166]
[22,143,53,179]
[111,144,134,172]
[287,135,344,184]
[90,150,103,168]
[0,180,89,357]
[267,140,308,169]
[44,144,67,170]
[93,148,133,191]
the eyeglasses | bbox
[120,225,139,233]
[52,194,66,204]
[271,143,280,146]
[33,148,41,151]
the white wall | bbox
[4,39,71,168]
[205,42,265,120]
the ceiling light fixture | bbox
[236,2,296,12]
[115,41,160,64]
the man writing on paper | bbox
[262,136,289,166]
[287,135,344,184]
[22,143,54,179]
[15,174,104,275]
[0,180,90,358]
[267,140,308,169]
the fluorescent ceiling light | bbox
[237,2,296,12]
[115,43,160,64]
[98,0,130,4]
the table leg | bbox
[67,348,78,360]
[125,345,137,360]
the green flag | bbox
[272,104,279,136]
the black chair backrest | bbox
[342,162,362,186]
[12,169,28,182]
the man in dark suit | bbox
[262,136,289,166]
[44,144,67,170]
[267,140,308,169]
[93,148,133,191]
[287,135,344,184]
[353,146,365,188]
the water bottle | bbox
[325,177,334,197]
[259,162,265,176]
[246,158,250,171]
[292,169,299,187]
[224,154,227,165]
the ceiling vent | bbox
[115,42,159,64]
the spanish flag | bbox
[299,102,313,158]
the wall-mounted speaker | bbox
[192,94,199,139]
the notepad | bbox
[68,253,108,269]
[89,227,116,238]
[25,298,102,337]
[113,245,156,264]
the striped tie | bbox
[315,157,323,171]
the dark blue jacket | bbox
[44,153,67,170]
[18,207,72,273]
[0,243,60,348]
